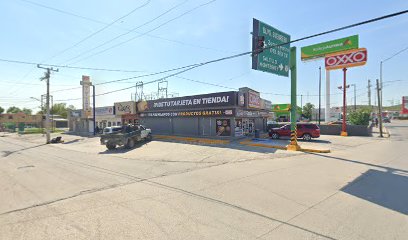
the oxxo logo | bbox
[325,48,367,70]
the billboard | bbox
[95,106,114,116]
[144,91,236,111]
[114,101,136,116]
[402,96,408,114]
[248,90,261,109]
[325,48,367,70]
[301,35,359,61]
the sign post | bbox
[287,47,300,151]
[324,48,368,136]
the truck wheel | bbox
[145,134,152,141]
[125,139,135,149]
[106,143,116,150]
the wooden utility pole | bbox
[38,64,58,144]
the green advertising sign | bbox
[301,35,359,60]
[252,18,291,77]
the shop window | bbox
[108,122,111,127]
[117,122,121,126]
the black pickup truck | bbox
[100,125,152,150]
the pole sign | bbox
[301,35,359,61]
[80,75,92,118]
[325,48,367,70]
[252,18,290,77]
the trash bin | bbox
[255,129,260,138]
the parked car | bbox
[383,117,391,123]
[103,126,123,135]
[100,125,152,150]
[268,123,320,141]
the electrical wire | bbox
[44,0,151,62]
[6,9,408,101]
[67,0,218,65]
[63,0,190,63]
[382,46,408,62]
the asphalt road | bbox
[0,121,407,239]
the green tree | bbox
[6,106,22,113]
[349,108,371,126]
[22,108,32,115]
[0,106,4,114]
[302,103,315,120]
[50,103,76,118]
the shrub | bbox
[349,108,371,126]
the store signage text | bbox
[248,91,261,109]
[146,91,236,110]
[325,48,367,70]
[140,109,234,118]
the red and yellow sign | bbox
[325,48,367,70]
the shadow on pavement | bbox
[341,169,408,215]
[1,144,47,157]
[150,139,280,154]
[63,139,82,144]
[98,141,149,154]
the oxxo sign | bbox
[325,48,367,70]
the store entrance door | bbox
[242,118,254,135]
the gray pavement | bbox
[0,121,407,239]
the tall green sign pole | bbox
[287,47,300,151]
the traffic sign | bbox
[325,48,367,70]
[252,18,290,77]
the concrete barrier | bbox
[319,124,371,136]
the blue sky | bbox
[1,0,407,111]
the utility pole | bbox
[367,79,371,107]
[38,64,58,144]
[318,66,321,125]
[376,79,383,137]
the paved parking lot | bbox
[0,121,407,239]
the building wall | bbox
[140,117,234,137]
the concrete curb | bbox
[153,135,230,145]
[239,140,331,153]
[239,140,287,150]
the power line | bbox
[68,0,218,65]
[44,0,151,62]
[383,45,408,62]
[63,0,190,64]
[9,9,408,100]
[0,58,146,73]
[19,0,229,54]
[6,0,151,96]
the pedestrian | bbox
[95,125,100,134]
[375,118,379,128]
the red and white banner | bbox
[402,96,408,114]
[248,91,261,109]
[325,48,367,70]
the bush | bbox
[348,108,371,126]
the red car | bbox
[268,123,320,141]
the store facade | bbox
[138,87,271,138]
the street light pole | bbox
[351,84,356,111]
[92,85,96,136]
[318,66,321,125]
[341,68,348,137]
